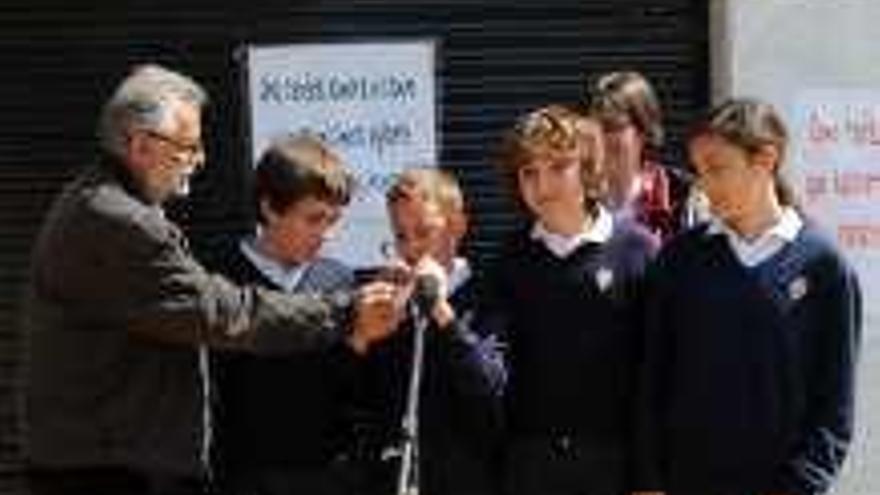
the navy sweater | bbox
[636,223,862,495]
[203,240,359,473]
[491,220,656,445]
[353,274,506,495]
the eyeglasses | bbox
[141,129,204,160]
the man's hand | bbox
[348,280,407,355]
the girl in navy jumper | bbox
[491,105,658,495]
[634,99,862,495]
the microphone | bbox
[413,274,440,313]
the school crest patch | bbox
[788,276,809,302]
[595,267,614,293]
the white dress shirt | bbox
[530,205,614,259]
[707,207,804,267]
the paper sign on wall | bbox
[791,89,880,317]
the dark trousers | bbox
[216,464,366,495]
[503,436,626,495]
[29,467,206,495]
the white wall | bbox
[712,1,880,493]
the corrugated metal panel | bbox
[0,1,707,493]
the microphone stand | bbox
[395,300,429,495]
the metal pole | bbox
[395,303,428,495]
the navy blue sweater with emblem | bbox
[493,219,655,436]
[489,218,656,489]
[635,223,861,495]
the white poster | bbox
[791,90,880,324]
[247,41,437,267]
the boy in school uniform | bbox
[490,104,658,495]
[633,99,862,495]
[205,134,400,495]
[354,167,505,495]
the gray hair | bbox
[98,64,208,157]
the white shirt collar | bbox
[707,207,803,267]
[447,257,472,296]
[239,236,309,293]
[530,205,614,258]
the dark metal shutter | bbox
[0,1,706,493]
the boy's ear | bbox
[752,144,780,174]
[448,209,468,241]
[259,198,279,225]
